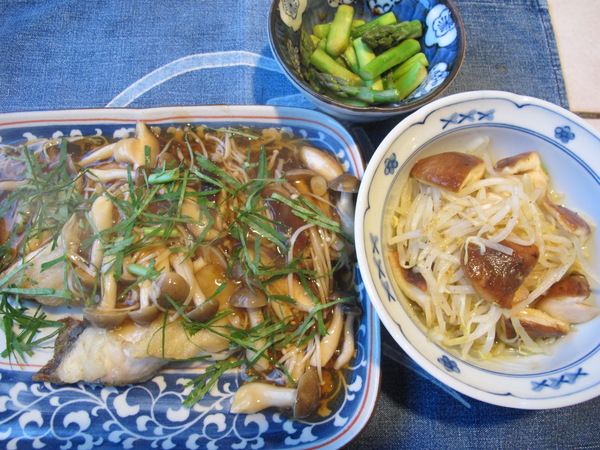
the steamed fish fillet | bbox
[33,314,232,385]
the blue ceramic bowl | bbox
[268,0,465,122]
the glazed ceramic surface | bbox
[269,0,465,121]
[0,105,380,449]
[356,91,600,409]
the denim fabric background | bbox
[1,0,597,449]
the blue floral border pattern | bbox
[554,125,575,144]
[438,355,460,374]
[384,153,399,175]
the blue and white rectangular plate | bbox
[0,105,380,449]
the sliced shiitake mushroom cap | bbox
[505,307,570,339]
[462,240,539,309]
[410,151,485,192]
[495,151,541,174]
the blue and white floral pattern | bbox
[0,106,379,449]
[555,125,576,143]
[410,62,449,100]
[424,4,457,48]
[438,355,460,374]
[384,153,399,175]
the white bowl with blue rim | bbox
[355,90,600,409]
[268,0,465,122]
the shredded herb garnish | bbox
[0,294,65,361]
[0,125,359,412]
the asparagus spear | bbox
[310,47,364,86]
[353,38,384,90]
[361,20,423,51]
[313,23,330,39]
[392,52,429,80]
[326,4,354,57]
[300,29,317,69]
[313,19,366,40]
[358,38,421,81]
[350,11,398,39]
[315,72,401,104]
[342,43,360,73]
[394,60,428,100]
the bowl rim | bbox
[267,0,466,114]
[355,89,600,409]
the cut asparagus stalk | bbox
[310,47,363,85]
[358,38,421,81]
[394,60,428,100]
[326,4,354,57]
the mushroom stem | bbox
[334,306,361,370]
[247,307,271,372]
[128,279,160,325]
[298,146,344,183]
[170,253,206,306]
[231,383,296,414]
[86,168,129,182]
[311,304,344,367]
[268,275,315,312]
[83,250,129,329]
[181,196,219,241]
[78,122,160,168]
[0,180,28,191]
[230,367,320,418]
[89,195,114,269]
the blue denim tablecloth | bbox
[1,0,597,449]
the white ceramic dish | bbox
[356,91,600,409]
[0,105,380,448]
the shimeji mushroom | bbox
[328,173,360,237]
[85,168,129,183]
[83,251,129,329]
[334,305,362,370]
[168,253,219,322]
[267,275,315,313]
[230,366,321,418]
[230,285,271,372]
[78,122,160,168]
[128,278,160,325]
[89,194,114,270]
[150,271,191,308]
[180,195,219,241]
[310,303,344,368]
[0,180,28,191]
[297,146,359,236]
[298,146,344,182]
